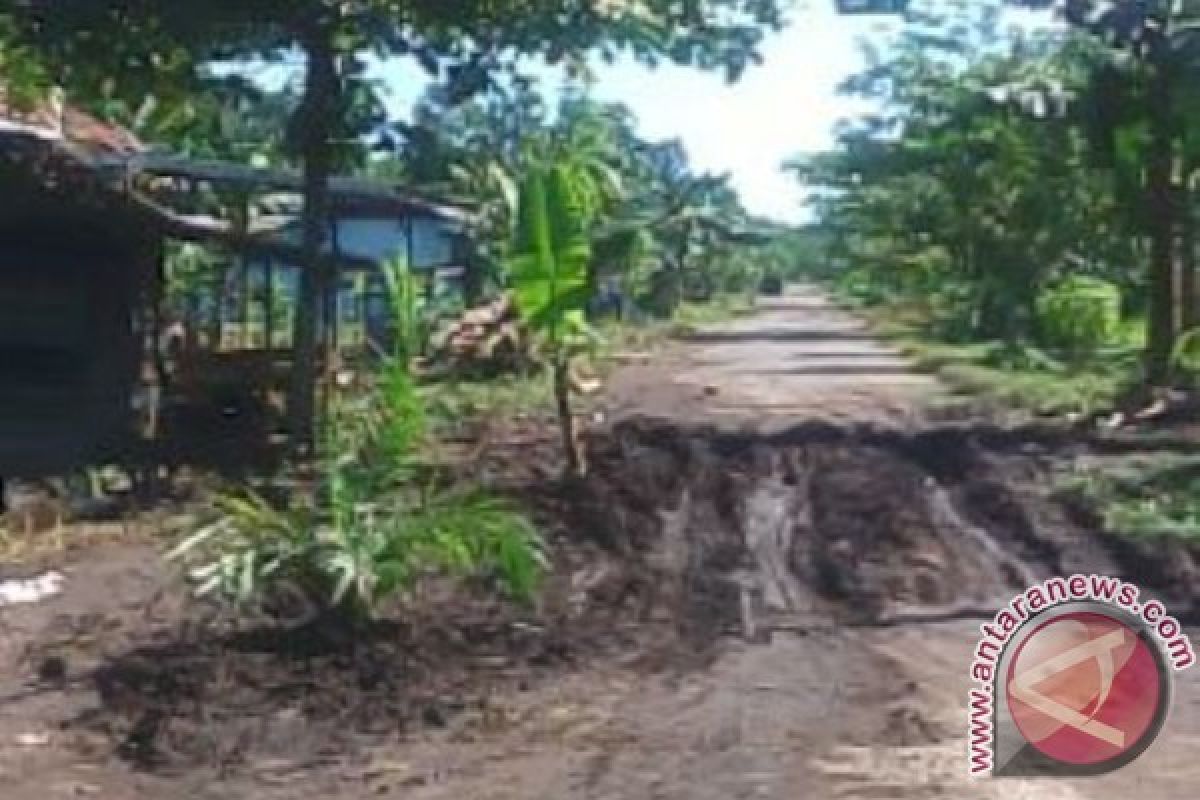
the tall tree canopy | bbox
[1009,0,1200,381]
[793,2,1131,342]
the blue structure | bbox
[126,156,474,355]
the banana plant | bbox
[508,162,597,476]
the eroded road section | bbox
[397,286,1200,800]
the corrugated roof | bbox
[125,153,475,225]
[0,89,473,258]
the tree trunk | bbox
[671,222,691,314]
[1146,62,1178,386]
[463,252,485,307]
[553,358,581,477]
[1183,184,1197,333]
[287,28,339,452]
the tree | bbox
[11,0,788,449]
[391,83,768,319]
[793,2,1131,344]
[509,161,595,476]
[1012,0,1200,382]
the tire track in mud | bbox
[579,418,1161,639]
[553,286,1200,799]
[550,418,1200,798]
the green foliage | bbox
[1035,277,1123,357]
[871,301,1134,416]
[510,164,595,347]
[11,0,789,446]
[0,17,51,107]
[938,360,1126,416]
[508,158,603,474]
[170,261,544,618]
[834,268,897,308]
[399,87,776,323]
[170,482,543,616]
[169,491,316,606]
[794,3,1138,349]
[1063,456,1200,540]
[669,293,756,333]
[1171,328,1200,375]
[793,1,1179,405]
[12,1,789,168]
[381,259,430,364]
[169,369,544,616]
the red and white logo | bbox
[1006,611,1165,768]
[967,577,1192,777]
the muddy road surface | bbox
[3,286,1200,799]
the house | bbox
[124,155,474,355]
[0,94,473,477]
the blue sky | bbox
[368,2,902,223]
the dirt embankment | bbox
[5,417,1200,799]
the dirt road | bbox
[3,286,1199,799]
[605,285,946,429]
[390,288,1200,800]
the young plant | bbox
[1172,328,1200,377]
[381,258,429,366]
[508,163,599,476]
[169,472,544,617]
[169,265,545,619]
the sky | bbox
[369,2,903,224]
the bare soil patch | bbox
[4,415,1200,798]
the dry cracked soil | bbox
[3,285,1200,799]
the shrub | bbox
[834,268,892,307]
[171,482,544,616]
[759,270,784,296]
[1034,277,1122,358]
[928,282,980,342]
[170,360,545,618]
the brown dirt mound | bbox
[17,418,1200,781]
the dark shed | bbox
[0,99,157,476]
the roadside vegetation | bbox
[1060,454,1200,540]
[793,1,1200,537]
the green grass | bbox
[859,302,1138,417]
[670,292,757,332]
[595,291,756,356]
[425,371,555,426]
[1060,455,1200,539]
[931,357,1128,417]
